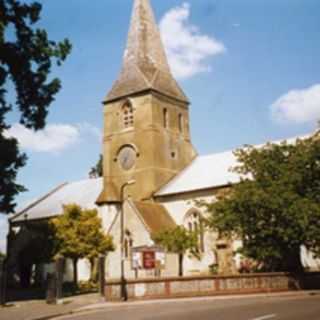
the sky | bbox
[1,0,320,253]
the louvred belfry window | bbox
[122,100,134,128]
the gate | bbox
[0,257,7,305]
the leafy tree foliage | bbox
[0,0,71,214]
[203,131,320,272]
[0,250,4,259]
[152,226,199,276]
[89,154,103,178]
[14,222,56,287]
[24,223,55,264]
[51,204,114,286]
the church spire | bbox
[105,0,188,103]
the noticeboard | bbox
[131,246,165,270]
[143,251,156,269]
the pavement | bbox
[0,291,320,320]
[0,293,103,320]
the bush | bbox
[209,263,219,275]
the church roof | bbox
[155,151,240,197]
[105,0,188,103]
[133,201,176,234]
[10,178,103,223]
[155,134,311,197]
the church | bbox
[8,0,320,282]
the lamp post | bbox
[120,180,135,301]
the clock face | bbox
[118,146,137,170]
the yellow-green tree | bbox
[51,204,114,286]
[152,226,199,276]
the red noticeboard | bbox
[143,251,156,269]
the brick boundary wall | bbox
[105,272,320,301]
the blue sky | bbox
[1,0,320,252]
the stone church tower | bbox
[97,0,197,204]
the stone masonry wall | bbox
[105,272,320,301]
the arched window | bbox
[124,230,133,259]
[184,209,205,252]
[163,108,168,128]
[178,113,183,133]
[121,100,134,129]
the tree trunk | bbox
[72,258,78,289]
[89,258,98,283]
[89,258,94,282]
[178,253,184,277]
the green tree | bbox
[0,251,5,259]
[89,154,103,178]
[0,0,71,214]
[51,204,114,286]
[152,226,199,276]
[16,222,56,287]
[202,132,320,273]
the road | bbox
[54,294,320,320]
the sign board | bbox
[143,251,156,269]
[131,246,166,270]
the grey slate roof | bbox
[11,178,103,223]
[105,0,188,103]
[155,151,240,197]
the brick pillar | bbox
[55,256,64,302]
[46,256,64,305]
[98,255,106,297]
[46,273,57,304]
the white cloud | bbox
[5,123,80,153]
[4,123,101,153]
[271,84,320,124]
[160,2,226,79]
[77,122,102,141]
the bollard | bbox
[98,255,106,297]
[55,257,64,303]
[0,257,7,306]
[46,273,57,304]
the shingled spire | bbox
[105,0,188,103]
